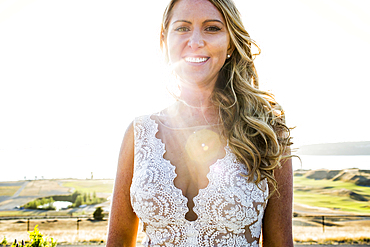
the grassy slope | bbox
[2,177,369,215]
[61,179,114,194]
[0,186,21,196]
[294,176,370,214]
[0,180,114,217]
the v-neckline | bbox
[148,115,230,222]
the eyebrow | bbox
[171,19,224,26]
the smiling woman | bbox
[107,0,293,246]
[164,0,232,89]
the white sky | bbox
[0,0,369,181]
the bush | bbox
[74,195,83,207]
[23,198,55,210]
[11,225,57,247]
[22,191,106,210]
[69,191,106,208]
[93,207,104,221]
[1,236,8,246]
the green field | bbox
[294,176,370,214]
[2,177,370,216]
[61,179,114,194]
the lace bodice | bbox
[130,115,269,246]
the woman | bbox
[107,0,293,246]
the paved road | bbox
[12,181,30,197]
[0,180,39,210]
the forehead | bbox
[170,0,225,23]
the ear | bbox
[160,32,166,49]
[161,32,165,42]
[161,32,171,64]
[227,43,235,57]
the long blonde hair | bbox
[160,0,292,194]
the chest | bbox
[131,115,268,216]
[130,115,269,245]
[157,122,227,192]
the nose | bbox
[187,30,204,49]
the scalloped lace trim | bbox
[130,115,269,246]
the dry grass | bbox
[1,178,369,244]
[61,179,114,195]
[0,218,108,244]
[19,180,70,197]
[293,218,370,244]
[1,217,370,244]
[0,186,21,196]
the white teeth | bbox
[185,57,208,63]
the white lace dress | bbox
[130,115,269,247]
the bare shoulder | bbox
[116,121,136,179]
[118,121,135,164]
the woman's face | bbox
[165,0,231,89]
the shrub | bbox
[74,195,83,207]
[23,198,55,210]
[93,207,104,221]
[11,225,57,247]
[69,191,106,208]
[1,236,8,246]
[23,191,105,210]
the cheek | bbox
[210,36,230,56]
[167,36,185,62]
[211,45,229,65]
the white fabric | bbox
[130,115,269,247]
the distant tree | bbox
[74,195,83,207]
[25,200,37,209]
[71,190,81,202]
[41,198,47,206]
[93,207,104,220]
[85,194,90,204]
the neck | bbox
[164,101,220,128]
[178,82,215,109]
[167,84,218,126]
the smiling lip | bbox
[184,56,210,64]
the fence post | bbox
[27,218,30,232]
[322,216,325,233]
[77,217,82,239]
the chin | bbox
[180,76,213,87]
[177,71,216,86]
